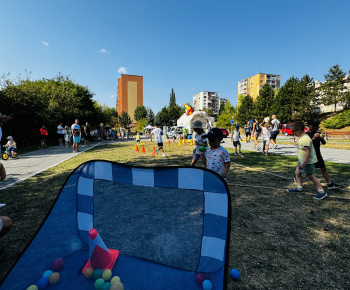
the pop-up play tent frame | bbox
[0,160,231,289]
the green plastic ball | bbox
[27,286,38,290]
[93,268,103,280]
[101,282,111,290]
[94,278,105,290]
[200,146,206,152]
[102,269,112,281]
[110,276,121,285]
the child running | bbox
[288,121,327,200]
[204,128,231,178]
[151,123,166,157]
[260,118,271,156]
[306,118,341,190]
[231,125,243,155]
[3,136,16,157]
[136,132,141,146]
[252,117,261,151]
[191,120,207,167]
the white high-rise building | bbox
[192,91,221,115]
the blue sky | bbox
[1,0,350,113]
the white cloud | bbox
[97,48,109,54]
[118,67,128,74]
[109,95,115,98]
[42,41,49,47]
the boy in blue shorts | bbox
[288,121,327,200]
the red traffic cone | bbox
[136,145,139,152]
[142,145,146,153]
[168,139,170,144]
[152,147,156,155]
[82,228,119,273]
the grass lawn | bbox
[1,141,350,289]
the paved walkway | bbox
[221,137,350,164]
[0,142,105,190]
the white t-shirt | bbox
[232,130,241,142]
[57,125,64,134]
[271,119,280,131]
[193,132,207,154]
[71,124,81,130]
[151,128,163,143]
[204,146,231,174]
[262,127,271,141]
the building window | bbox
[261,80,264,83]
[261,75,264,78]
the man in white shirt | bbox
[151,123,166,157]
[57,123,65,146]
[270,115,281,149]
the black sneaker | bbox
[313,191,327,200]
[327,182,341,190]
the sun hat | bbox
[191,120,203,129]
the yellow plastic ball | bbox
[110,276,121,285]
[49,272,60,284]
[84,267,94,279]
[27,286,38,290]
[102,269,112,281]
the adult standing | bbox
[205,120,212,134]
[57,123,65,146]
[71,119,81,153]
[40,125,48,149]
[270,114,281,149]
[120,126,125,141]
[252,117,261,151]
[84,122,91,146]
[244,120,252,143]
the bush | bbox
[323,109,350,129]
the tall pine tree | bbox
[253,83,275,120]
[169,88,176,107]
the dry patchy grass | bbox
[1,141,349,289]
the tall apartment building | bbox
[192,91,220,115]
[238,73,281,103]
[117,74,143,122]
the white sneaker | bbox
[0,204,6,209]
[162,153,166,157]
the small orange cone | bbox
[145,141,147,144]
[142,146,145,153]
[168,139,170,144]
[152,147,156,155]
[136,145,139,152]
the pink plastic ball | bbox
[196,273,206,286]
[51,258,64,272]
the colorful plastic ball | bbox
[42,270,53,279]
[110,276,121,285]
[101,282,111,290]
[200,146,206,152]
[202,279,213,290]
[37,277,49,289]
[196,273,206,286]
[27,286,38,290]
[110,282,124,290]
[102,269,112,281]
[51,258,64,272]
[48,272,60,284]
[93,268,103,280]
[230,268,240,280]
[84,267,94,279]
[94,278,105,290]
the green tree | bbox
[136,118,147,131]
[134,105,147,122]
[216,101,235,128]
[117,111,132,128]
[155,107,169,126]
[322,65,347,112]
[253,83,275,120]
[167,105,183,125]
[146,108,155,125]
[236,95,254,125]
[169,88,176,107]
